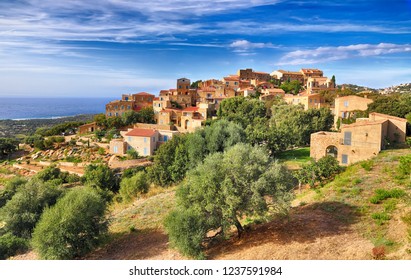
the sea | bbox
[0,97,113,120]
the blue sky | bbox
[1,0,411,97]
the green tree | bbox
[296,156,342,187]
[204,119,246,154]
[217,97,267,128]
[0,138,19,159]
[83,164,118,194]
[119,171,149,202]
[0,179,63,238]
[138,107,155,124]
[331,75,336,86]
[122,110,140,126]
[165,144,295,258]
[32,187,108,260]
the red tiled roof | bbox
[125,128,157,137]
[183,107,199,112]
[134,92,154,96]
[154,97,160,101]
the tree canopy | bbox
[164,143,295,258]
[32,187,108,259]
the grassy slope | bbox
[296,148,411,259]
[90,148,411,260]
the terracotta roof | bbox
[134,92,154,96]
[125,128,157,137]
[254,71,269,75]
[223,76,240,81]
[369,112,407,122]
[182,107,199,112]
[154,97,160,101]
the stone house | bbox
[105,92,154,117]
[283,92,327,110]
[222,75,240,90]
[110,127,179,157]
[306,77,335,94]
[310,112,407,165]
[237,68,271,81]
[271,70,304,83]
[334,95,373,126]
[78,122,99,134]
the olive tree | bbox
[164,143,295,258]
[32,187,108,260]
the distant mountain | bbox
[379,83,411,95]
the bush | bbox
[83,164,118,193]
[371,212,391,225]
[32,187,108,260]
[127,148,139,160]
[0,177,27,208]
[0,233,29,260]
[119,171,149,202]
[0,179,63,238]
[164,209,207,259]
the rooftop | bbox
[125,128,157,137]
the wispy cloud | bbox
[229,40,278,55]
[278,43,411,65]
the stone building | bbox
[271,70,304,83]
[105,92,154,117]
[237,68,271,82]
[334,95,373,126]
[283,92,327,110]
[310,112,407,165]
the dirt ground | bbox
[86,202,373,260]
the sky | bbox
[1,0,411,98]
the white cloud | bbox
[278,43,411,65]
[229,40,278,55]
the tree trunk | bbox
[234,217,244,238]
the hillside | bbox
[380,83,411,95]
[10,148,411,260]
[83,148,411,260]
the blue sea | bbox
[0,98,113,120]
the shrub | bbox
[0,177,27,208]
[83,164,118,193]
[32,187,108,260]
[126,148,139,160]
[0,233,29,260]
[0,179,63,238]
[119,171,149,202]
[164,209,207,259]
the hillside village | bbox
[0,67,410,261]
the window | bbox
[108,113,112,117]
[113,146,118,153]
[152,137,155,142]
[179,85,182,89]
[344,101,349,107]
[128,136,132,142]
[343,131,352,145]
[341,112,345,118]
[163,135,168,142]
[127,106,131,110]
[144,137,147,143]
[342,154,348,164]
[144,147,148,155]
